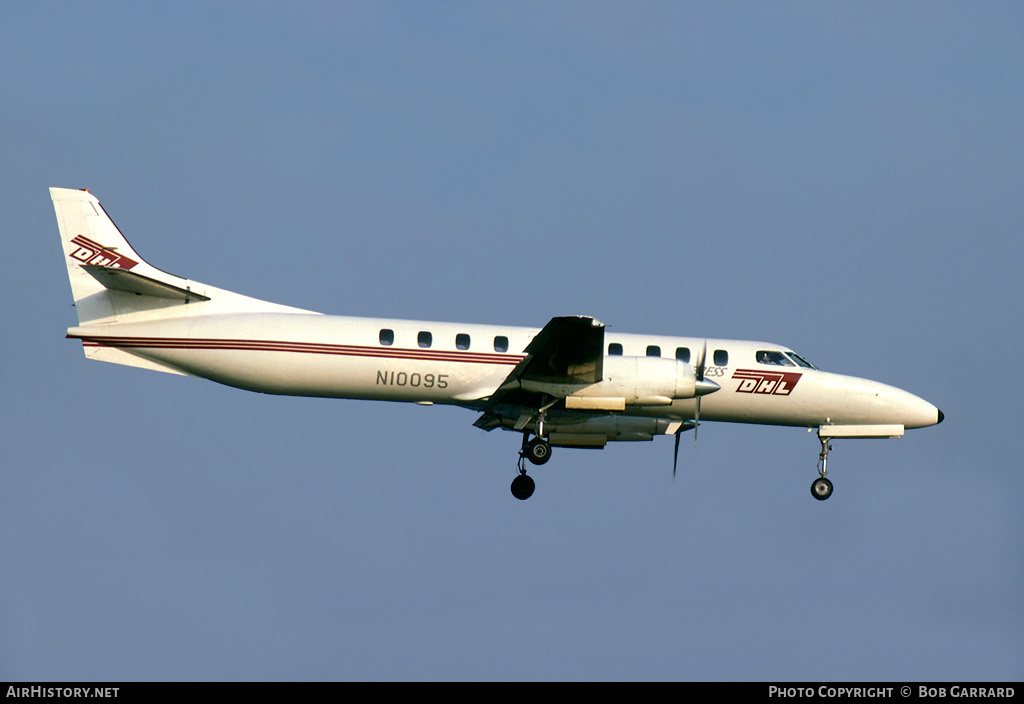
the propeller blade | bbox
[673,430,680,479]
[694,339,707,446]
[694,397,700,446]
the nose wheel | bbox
[811,476,833,500]
[811,432,834,501]
[511,432,552,500]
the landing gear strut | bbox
[811,432,834,501]
[510,431,552,500]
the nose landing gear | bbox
[811,432,834,501]
[808,423,906,500]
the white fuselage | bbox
[68,311,941,432]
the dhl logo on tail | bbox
[69,234,138,270]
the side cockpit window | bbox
[757,350,795,366]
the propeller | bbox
[694,339,707,446]
[672,340,719,479]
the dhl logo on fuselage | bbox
[732,369,802,396]
[69,234,138,270]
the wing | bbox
[473,315,605,430]
[511,315,604,386]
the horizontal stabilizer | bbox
[79,341,192,376]
[82,265,211,302]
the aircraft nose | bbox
[884,388,943,429]
[938,409,944,424]
[908,397,943,429]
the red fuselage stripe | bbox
[74,336,524,366]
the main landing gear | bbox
[511,431,551,500]
[811,432,834,501]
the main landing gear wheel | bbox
[511,472,535,500]
[811,476,834,501]
[525,437,551,466]
[511,432,550,500]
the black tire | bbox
[526,437,551,466]
[511,474,535,500]
[811,476,834,501]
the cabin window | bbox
[456,333,471,350]
[608,342,623,356]
[675,347,690,363]
[757,350,795,367]
[379,329,394,346]
[418,331,432,348]
[494,336,509,353]
[646,345,661,357]
[714,349,728,366]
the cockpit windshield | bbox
[756,350,818,369]
[786,352,817,370]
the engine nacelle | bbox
[547,415,681,447]
[565,355,698,409]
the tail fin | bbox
[51,187,312,326]
[52,187,197,325]
[52,187,315,374]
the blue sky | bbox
[2,2,1022,681]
